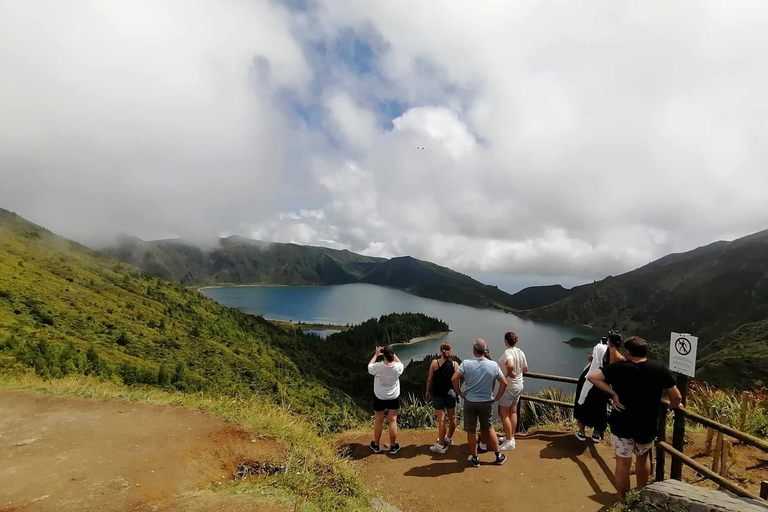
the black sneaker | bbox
[494,453,506,465]
[369,441,380,453]
[388,443,401,455]
[470,455,480,467]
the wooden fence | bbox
[519,372,768,503]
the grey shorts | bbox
[497,387,523,408]
[463,400,493,434]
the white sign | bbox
[669,332,698,377]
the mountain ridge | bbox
[512,229,768,388]
[102,235,523,311]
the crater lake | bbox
[201,283,600,394]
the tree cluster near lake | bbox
[268,312,449,408]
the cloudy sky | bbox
[2,1,768,289]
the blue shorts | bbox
[432,390,457,410]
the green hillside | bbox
[516,230,768,388]
[104,235,524,311]
[105,233,384,286]
[0,209,363,429]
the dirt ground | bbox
[342,430,621,512]
[0,390,286,512]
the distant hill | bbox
[506,283,582,310]
[515,229,768,389]
[103,235,522,311]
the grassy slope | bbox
[0,209,362,430]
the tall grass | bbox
[685,380,768,438]
[0,372,373,511]
[519,388,576,432]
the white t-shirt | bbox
[498,347,527,391]
[368,361,405,400]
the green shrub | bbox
[398,393,438,429]
[520,388,575,431]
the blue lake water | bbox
[201,283,600,394]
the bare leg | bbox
[615,456,633,499]
[499,405,513,441]
[510,401,519,439]
[374,411,385,446]
[435,409,446,445]
[486,428,500,453]
[635,451,651,489]
[577,421,586,435]
[387,410,398,446]
[446,408,457,439]
[467,431,478,457]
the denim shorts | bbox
[432,390,457,410]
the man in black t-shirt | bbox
[588,336,682,499]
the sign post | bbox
[669,333,698,377]
[669,332,698,480]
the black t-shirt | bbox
[602,360,676,444]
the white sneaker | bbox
[500,438,516,451]
[429,443,448,454]
[444,436,453,446]
[478,441,488,452]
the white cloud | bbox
[3,1,768,280]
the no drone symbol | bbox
[675,337,692,356]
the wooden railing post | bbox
[738,392,751,431]
[670,374,688,480]
[712,432,724,473]
[656,402,668,482]
[705,406,715,454]
[760,481,768,500]
[517,398,524,433]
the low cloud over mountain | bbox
[3,1,768,281]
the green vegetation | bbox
[104,234,525,311]
[0,209,362,432]
[270,313,448,408]
[686,380,768,438]
[563,337,592,347]
[611,491,686,512]
[106,234,383,286]
[518,230,768,389]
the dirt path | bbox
[343,430,620,512]
[0,390,286,512]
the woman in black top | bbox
[574,332,625,441]
[426,342,459,454]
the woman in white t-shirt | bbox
[497,332,528,451]
[367,345,404,455]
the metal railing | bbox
[518,371,768,503]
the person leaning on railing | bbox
[588,336,682,499]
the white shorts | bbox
[497,387,523,408]
[611,435,654,458]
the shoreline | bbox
[267,319,348,331]
[394,331,449,346]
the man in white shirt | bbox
[368,345,404,454]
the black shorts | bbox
[373,396,400,412]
